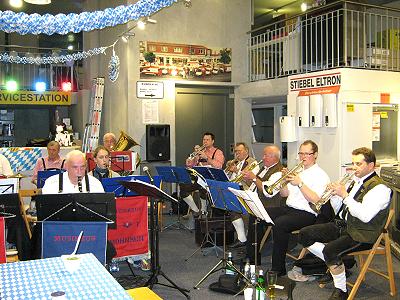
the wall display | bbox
[139,41,232,82]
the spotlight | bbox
[6,80,18,91]
[67,45,74,51]
[9,0,23,8]
[35,81,46,92]
[61,81,72,92]
[301,2,308,12]
[137,20,146,30]
[183,0,192,8]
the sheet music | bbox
[128,179,178,203]
[228,187,274,224]
[0,178,19,194]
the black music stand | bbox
[194,179,250,289]
[156,166,192,231]
[119,180,190,299]
[102,175,162,197]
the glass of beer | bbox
[267,271,278,298]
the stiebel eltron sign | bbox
[289,72,341,96]
[0,90,72,106]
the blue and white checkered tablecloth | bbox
[0,253,131,300]
[0,147,42,172]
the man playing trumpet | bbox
[182,132,225,216]
[225,142,260,248]
[298,147,391,300]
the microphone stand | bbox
[143,168,190,299]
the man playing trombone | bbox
[181,132,225,216]
[298,147,391,300]
[252,140,330,276]
[225,142,260,249]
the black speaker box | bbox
[146,124,170,161]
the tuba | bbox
[113,130,140,151]
[265,161,303,195]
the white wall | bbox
[83,0,250,165]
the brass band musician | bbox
[225,142,260,248]
[88,145,120,181]
[103,132,117,151]
[182,132,225,216]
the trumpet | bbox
[188,145,206,159]
[224,159,239,172]
[311,170,356,213]
[230,159,263,183]
[265,161,304,195]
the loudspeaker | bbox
[146,124,170,161]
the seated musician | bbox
[88,146,120,181]
[182,132,225,216]
[245,140,330,277]
[298,147,391,300]
[103,132,117,151]
[31,141,65,186]
[225,142,260,249]
[0,153,13,177]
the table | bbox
[0,253,131,300]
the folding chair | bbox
[346,209,396,300]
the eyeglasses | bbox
[298,152,315,156]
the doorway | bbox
[175,86,234,166]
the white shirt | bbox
[42,172,105,194]
[331,172,391,223]
[286,163,330,215]
[0,154,13,176]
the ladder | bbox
[82,77,105,153]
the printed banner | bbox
[42,221,107,264]
[0,147,42,173]
[108,196,148,258]
[0,217,5,263]
[0,91,71,106]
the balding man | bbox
[103,132,117,151]
[32,141,65,186]
[42,150,104,194]
[242,144,286,263]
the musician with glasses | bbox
[103,132,117,151]
[225,142,260,249]
[181,132,225,216]
[88,146,120,181]
[250,140,330,275]
[298,147,391,300]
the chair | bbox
[346,209,396,300]
[18,189,41,239]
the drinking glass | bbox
[266,271,277,298]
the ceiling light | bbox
[301,3,308,12]
[24,0,51,4]
[9,0,23,8]
[67,45,74,50]
[137,20,146,30]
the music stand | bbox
[119,180,190,299]
[194,179,249,289]
[102,175,162,197]
[37,170,64,188]
[156,166,192,231]
[0,178,19,194]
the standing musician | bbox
[242,145,286,262]
[225,142,260,249]
[298,147,391,300]
[249,140,330,275]
[88,146,120,181]
[182,132,225,216]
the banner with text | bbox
[108,196,148,258]
[289,72,341,96]
[0,91,71,106]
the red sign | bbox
[0,218,6,263]
[108,196,148,258]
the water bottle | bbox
[256,269,266,300]
[250,265,257,285]
[226,252,235,275]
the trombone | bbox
[310,170,356,213]
[265,161,304,195]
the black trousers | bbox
[299,222,373,266]
[246,206,316,272]
[179,183,208,199]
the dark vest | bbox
[258,162,286,207]
[347,173,390,243]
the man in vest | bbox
[242,144,286,263]
[225,142,260,249]
[31,141,65,186]
[182,132,225,216]
[42,150,104,194]
[298,147,391,300]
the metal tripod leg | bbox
[163,199,192,232]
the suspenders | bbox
[42,158,65,171]
[58,173,90,193]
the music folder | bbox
[119,180,178,203]
[206,179,246,215]
[228,187,274,224]
[155,166,192,184]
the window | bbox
[174,47,183,53]
[161,46,168,52]
[198,49,205,54]
[149,45,156,52]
